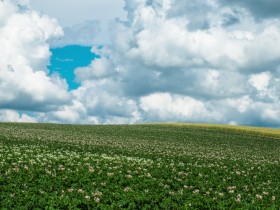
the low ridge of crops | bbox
[0,123,280,209]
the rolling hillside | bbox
[0,123,280,209]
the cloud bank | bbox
[1,0,280,127]
[30,0,126,46]
[0,0,70,113]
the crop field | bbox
[0,123,280,209]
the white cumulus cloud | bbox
[67,0,280,126]
[0,110,37,123]
[140,93,222,122]
[2,0,280,127]
[0,0,70,112]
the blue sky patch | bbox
[48,45,98,90]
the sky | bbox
[1,0,280,127]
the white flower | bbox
[228,190,234,194]
[77,189,85,194]
[235,197,241,202]
[124,187,132,192]
[256,194,263,200]
[94,197,100,203]
[93,191,102,196]
[193,189,199,194]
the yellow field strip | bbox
[142,123,280,139]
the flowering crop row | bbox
[0,123,280,209]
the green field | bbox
[0,123,280,209]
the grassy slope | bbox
[149,123,280,137]
[0,123,280,209]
